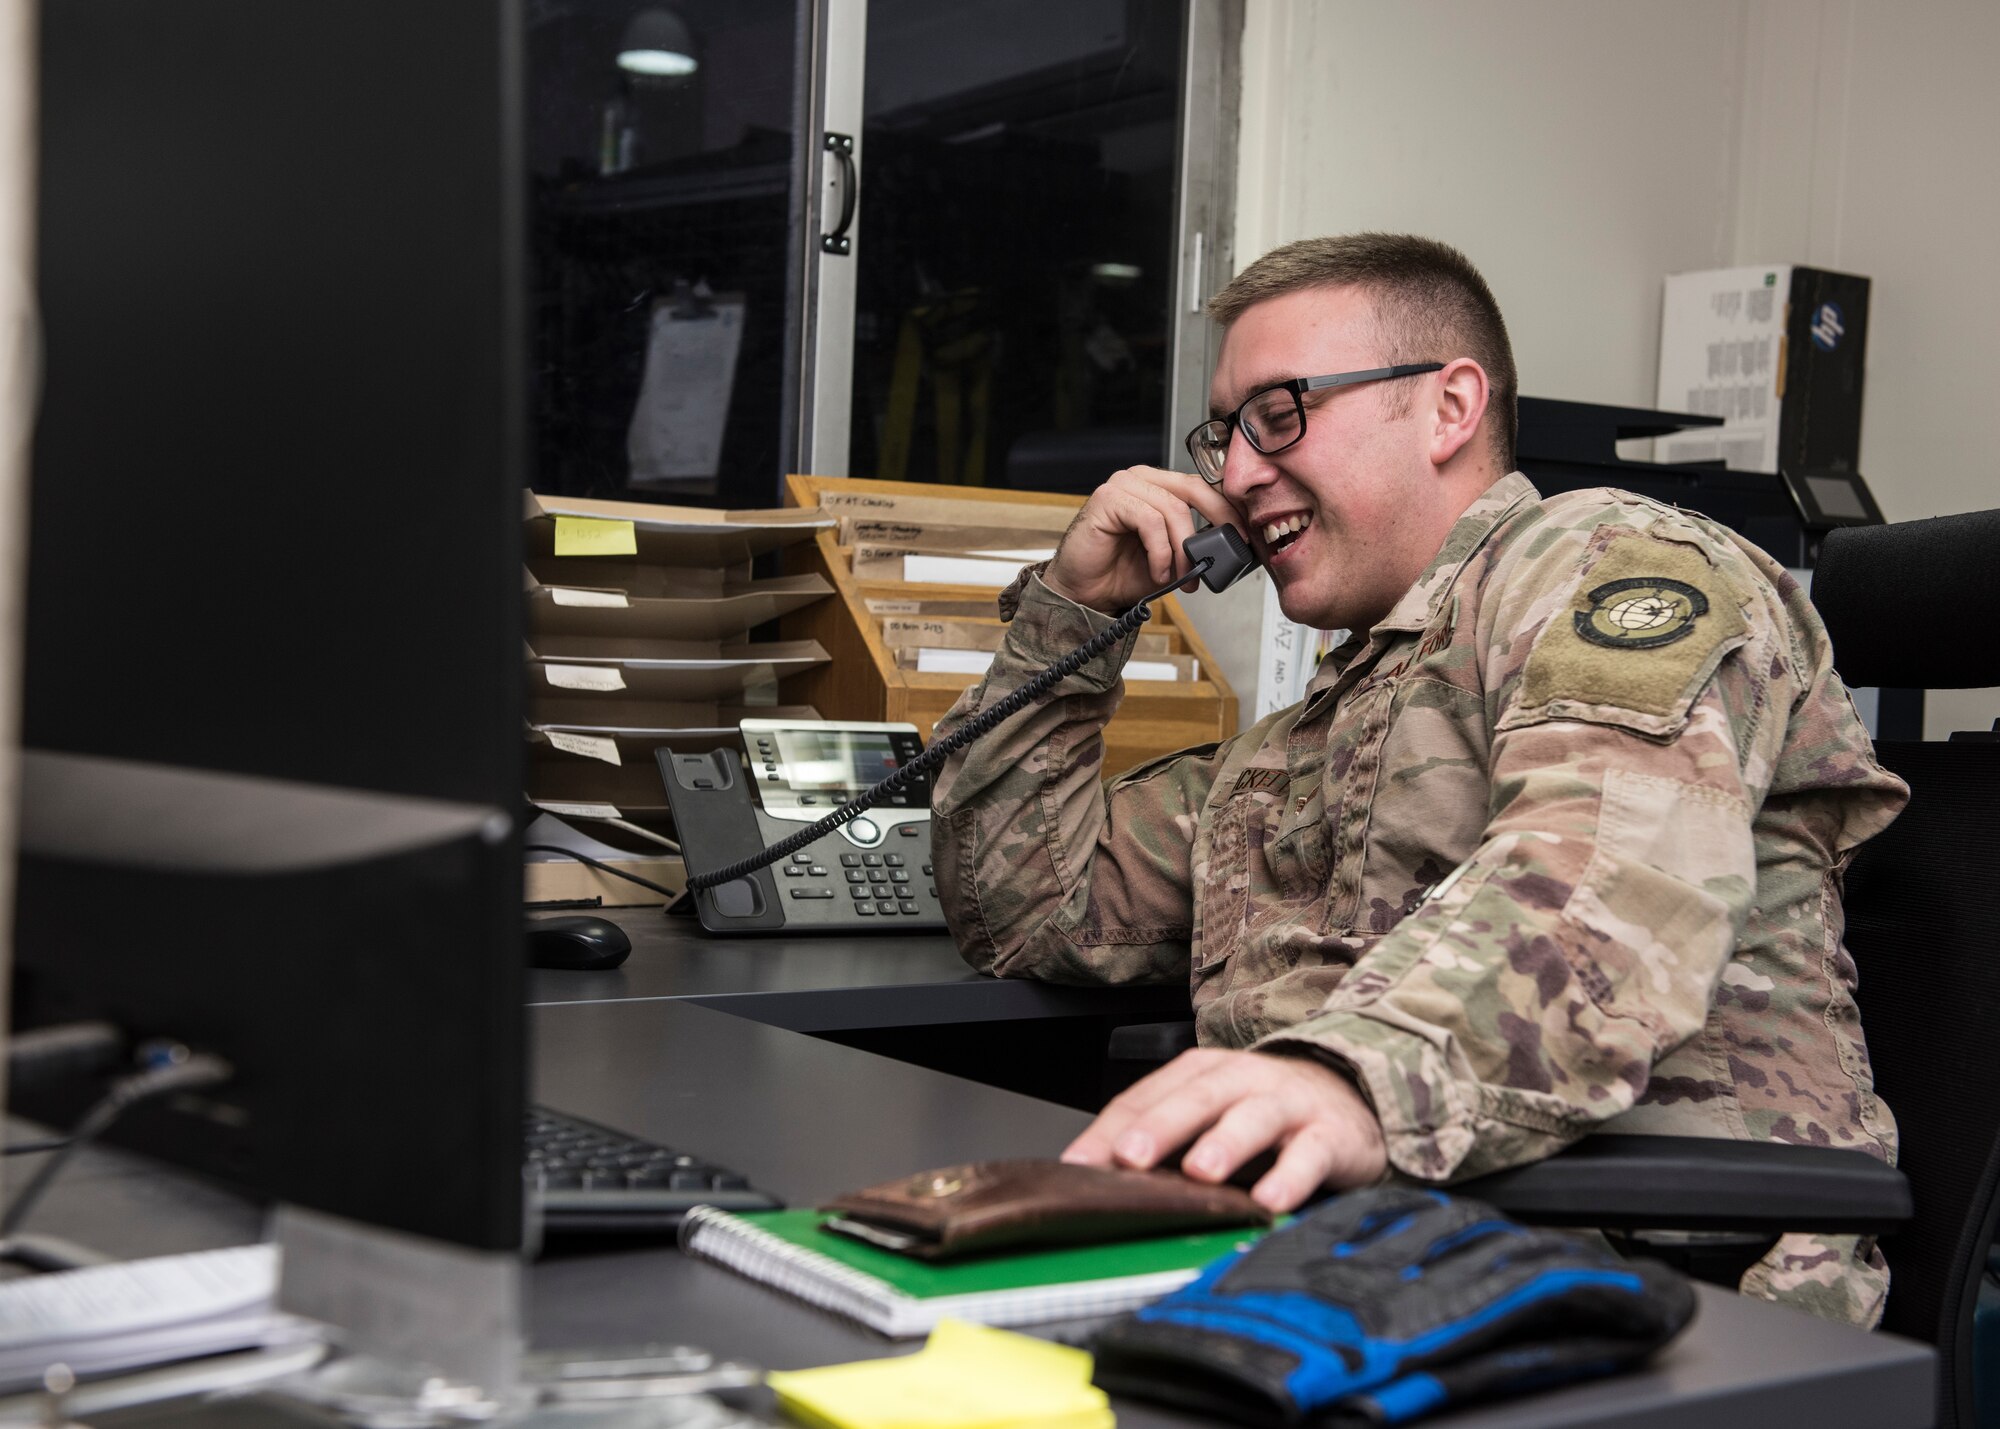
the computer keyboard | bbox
[527,1106,781,1234]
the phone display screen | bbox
[770,727,901,793]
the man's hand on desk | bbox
[1061,1049,1387,1212]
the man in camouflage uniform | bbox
[929,234,1907,1326]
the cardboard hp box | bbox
[1654,264,1870,475]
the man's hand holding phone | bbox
[1043,467,1244,614]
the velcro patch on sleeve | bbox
[1513,532,1748,733]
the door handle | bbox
[821,132,856,256]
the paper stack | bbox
[817,486,1200,685]
[0,1245,319,1394]
[778,475,1238,784]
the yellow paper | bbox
[553,516,637,557]
[767,1319,1114,1429]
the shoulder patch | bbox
[1516,532,1748,730]
[1574,576,1707,649]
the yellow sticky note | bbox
[767,1320,1113,1429]
[553,516,637,557]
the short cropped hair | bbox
[1207,233,1518,471]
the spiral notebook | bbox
[679,1207,1264,1339]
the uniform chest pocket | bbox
[1192,786,1331,992]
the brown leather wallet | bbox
[819,1159,1273,1261]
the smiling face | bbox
[1209,284,1491,633]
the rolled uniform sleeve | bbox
[1260,519,1784,1182]
[930,570,1222,986]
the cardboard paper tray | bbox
[525,573,832,643]
[528,696,821,729]
[778,474,1237,777]
[527,639,830,702]
[525,491,832,566]
[526,708,819,815]
[525,855,683,909]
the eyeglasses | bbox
[1183,363,1445,486]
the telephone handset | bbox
[661,526,1259,934]
[1181,521,1259,593]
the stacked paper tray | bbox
[527,703,822,815]
[524,491,835,566]
[778,474,1237,778]
[526,573,832,643]
[526,638,832,703]
[522,492,835,831]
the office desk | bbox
[529,998,1935,1428]
[37,996,1932,1428]
[529,915,1194,1109]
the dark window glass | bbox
[528,0,804,506]
[850,0,1187,493]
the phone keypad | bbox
[727,724,941,926]
[771,835,940,919]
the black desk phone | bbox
[660,720,943,933]
[659,523,1259,937]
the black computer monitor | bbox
[12,0,527,1252]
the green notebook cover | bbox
[732,1208,1267,1297]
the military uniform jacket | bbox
[931,475,1908,1322]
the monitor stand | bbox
[273,1204,523,1409]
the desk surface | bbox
[48,934,1935,1428]
[528,910,1193,1031]
[529,998,1935,1429]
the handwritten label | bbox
[534,800,624,820]
[545,731,622,766]
[549,588,630,608]
[553,516,637,557]
[543,664,627,692]
[850,521,926,542]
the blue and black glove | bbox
[1091,1186,1695,1427]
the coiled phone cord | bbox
[683,555,1216,894]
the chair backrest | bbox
[1814,511,2000,1429]
[1844,741,2000,1421]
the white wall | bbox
[1235,0,2000,738]
[1238,0,1750,408]
[1734,0,2000,736]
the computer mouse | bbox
[527,915,632,971]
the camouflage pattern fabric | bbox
[930,474,1907,1327]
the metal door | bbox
[526,0,863,506]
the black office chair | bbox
[1460,506,2000,1429]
